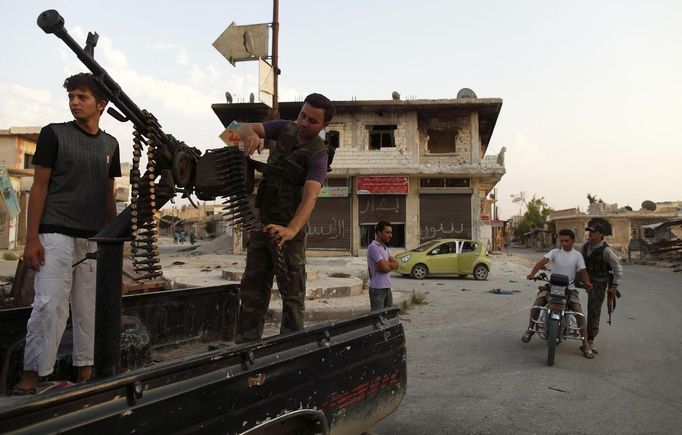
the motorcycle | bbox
[530,272,585,366]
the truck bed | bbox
[0,285,406,434]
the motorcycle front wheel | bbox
[547,317,560,366]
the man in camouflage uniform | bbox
[235,94,335,342]
[582,223,623,354]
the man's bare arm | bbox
[376,258,396,273]
[23,165,52,269]
[579,269,593,290]
[527,257,549,280]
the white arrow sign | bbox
[213,21,269,66]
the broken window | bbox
[427,129,457,153]
[368,125,397,150]
[420,178,470,188]
[24,153,34,169]
[445,178,469,187]
[327,130,340,149]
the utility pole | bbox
[271,0,280,119]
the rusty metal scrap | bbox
[640,219,682,258]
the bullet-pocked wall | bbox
[213,98,506,257]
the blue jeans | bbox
[369,287,393,311]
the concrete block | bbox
[221,269,318,281]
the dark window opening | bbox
[420,178,470,188]
[360,223,405,248]
[427,129,457,153]
[420,178,445,188]
[368,125,397,150]
[445,178,470,187]
[327,130,340,148]
[24,153,34,169]
[324,177,348,187]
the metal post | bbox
[93,238,125,378]
[271,0,279,119]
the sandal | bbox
[588,341,599,354]
[11,385,37,396]
[580,346,595,359]
[36,381,75,395]
[521,330,534,343]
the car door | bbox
[457,240,480,274]
[427,241,458,274]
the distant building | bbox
[0,126,40,249]
[0,127,134,248]
[212,91,506,255]
[550,201,682,251]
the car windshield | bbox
[412,241,440,252]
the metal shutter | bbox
[307,197,352,250]
[358,195,407,224]
[419,194,471,243]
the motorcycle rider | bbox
[521,229,596,359]
[582,223,623,354]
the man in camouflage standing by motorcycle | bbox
[235,93,335,343]
[582,223,623,354]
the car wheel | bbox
[473,264,489,280]
[411,264,428,279]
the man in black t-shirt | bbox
[12,73,121,395]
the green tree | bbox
[514,195,553,238]
[510,191,527,216]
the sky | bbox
[1,1,680,219]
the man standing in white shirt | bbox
[520,229,596,359]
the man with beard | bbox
[582,223,623,354]
[367,221,399,310]
[235,93,335,342]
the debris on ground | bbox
[489,288,514,295]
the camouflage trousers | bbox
[236,229,306,342]
[587,280,609,341]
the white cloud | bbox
[175,48,189,67]
[0,82,67,128]
[146,42,177,52]
[279,86,302,102]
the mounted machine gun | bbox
[36,9,284,377]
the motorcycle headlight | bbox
[400,254,412,263]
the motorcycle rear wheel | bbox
[547,317,559,366]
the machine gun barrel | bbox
[36,9,178,156]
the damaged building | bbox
[550,201,682,256]
[212,89,506,255]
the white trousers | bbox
[23,233,97,376]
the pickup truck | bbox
[0,10,407,434]
[0,282,406,434]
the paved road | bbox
[374,256,682,434]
